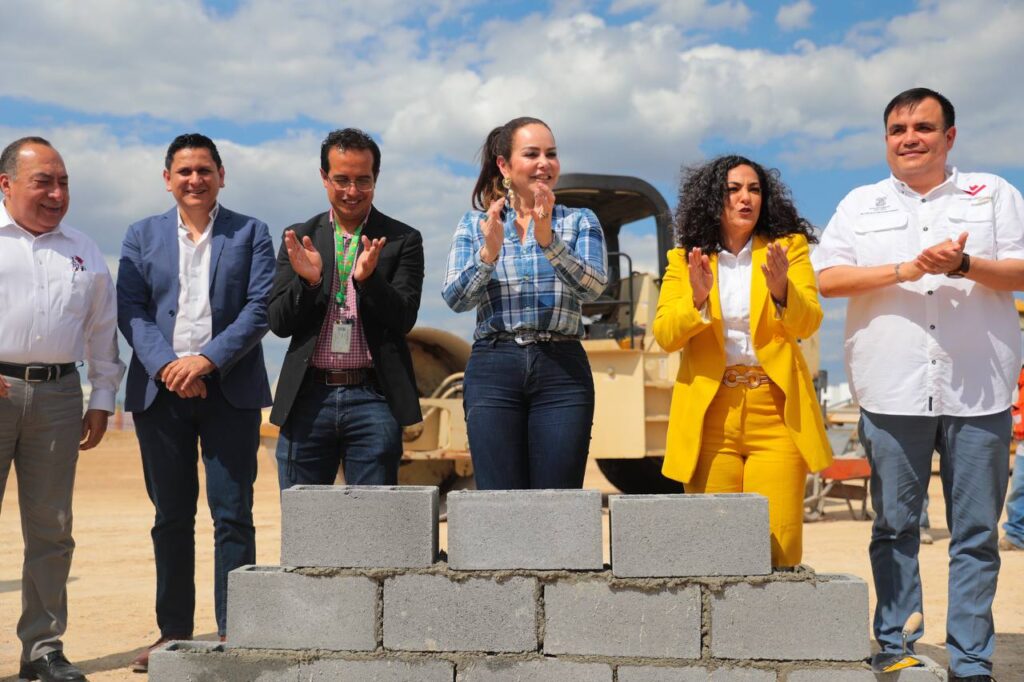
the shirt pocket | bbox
[61,271,96,319]
[948,200,996,259]
[852,211,910,266]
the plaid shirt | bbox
[311,232,373,369]
[442,205,608,339]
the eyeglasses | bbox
[327,176,375,191]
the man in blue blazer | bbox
[116,133,275,672]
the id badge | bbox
[331,321,353,354]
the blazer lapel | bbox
[708,251,725,351]
[208,207,228,292]
[315,212,335,302]
[159,208,181,308]
[749,235,768,336]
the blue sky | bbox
[3,0,1022,391]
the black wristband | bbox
[946,252,970,278]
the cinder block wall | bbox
[149,487,947,682]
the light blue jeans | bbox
[859,409,1010,678]
[1003,444,1024,545]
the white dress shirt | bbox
[812,167,1024,417]
[0,200,125,412]
[717,239,759,366]
[172,206,217,357]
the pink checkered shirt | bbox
[311,232,373,370]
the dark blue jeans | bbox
[275,379,402,488]
[133,380,260,638]
[463,339,595,489]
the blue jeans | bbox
[859,409,1010,677]
[275,379,402,488]
[463,339,595,489]
[133,380,260,637]
[1003,445,1024,545]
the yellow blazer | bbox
[652,233,832,483]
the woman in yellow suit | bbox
[653,155,831,567]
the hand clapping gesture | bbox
[354,235,387,281]
[688,247,713,308]
[283,229,323,286]
[761,241,790,305]
[531,181,555,248]
[479,197,505,264]
[916,231,968,274]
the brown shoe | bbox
[999,535,1024,551]
[129,635,191,673]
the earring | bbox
[502,176,515,208]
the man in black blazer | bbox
[268,128,423,488]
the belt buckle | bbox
[24,365,52,383]
[723,369,740,387]
[747,373,763,388]
[513,333,536,346]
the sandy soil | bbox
[1,429,1021,681]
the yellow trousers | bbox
[688,375,808,567]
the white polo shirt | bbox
[812,167,1024,417]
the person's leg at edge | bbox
[939,410,1010,678]
[12,375,82,662]
[134,387,201,639]
[464,341,529,489]
[859,410,937,657]
[338,384,402,485]
[526,342,595,489]
[741,384,808,567]
[274,380,343,489]
[198,380,259,637]
[687,386,745,496]
[1002,442,1024,547]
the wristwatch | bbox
[946,252,970,279]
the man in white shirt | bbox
[117,134,275,671]
[0,137,124,682]
[813,88,1024,682]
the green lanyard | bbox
[332,214,363,308]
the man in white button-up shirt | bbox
[813,88,1024,681]
[117,134,275,672]
[0,137,124,682]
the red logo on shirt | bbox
[70,255,86,272]
[965,184,987,196]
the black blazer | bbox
[268,206,424,427]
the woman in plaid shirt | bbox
[442,117,608,489]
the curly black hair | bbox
[674,155,817,252]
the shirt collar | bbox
[177,203,220,235]
[889,166,958,201]
[719,237,753,263]
[0,198,66,239]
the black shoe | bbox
[950,674,995,681]
[17,651,87,682]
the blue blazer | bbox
[117,206,275,412]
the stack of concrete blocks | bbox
[149,486,947,681]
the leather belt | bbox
[490,331,578,346]
[0,361,78,383]
[722,367,773,388]
[310,367,373,386]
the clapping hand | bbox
[479,198,505,264]
[688,247,713,308]
[284,229,323,286]
[532,181,555,247]
[761,241,790,305]
[354,235,387,281]
[916,231,968,274]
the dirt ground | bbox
[1,429,1021,681]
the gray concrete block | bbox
[710,574,869,661]
[447,489,603,570]
[148,641,300,681]
[543,580,701,658]
[619,666,775,681]
[281,485,438,568]
[458,658,612,681]
[384,574,537,652]
[610,494,771,577]
[787,656,947,681]
[227,565,377,651]
[301,658,454,681]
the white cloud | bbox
[608,0,753,29]
[776,0,814,31]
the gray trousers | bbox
[0,372,82,662]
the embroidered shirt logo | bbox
[965,184,987,196]
[70,255,86,272]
